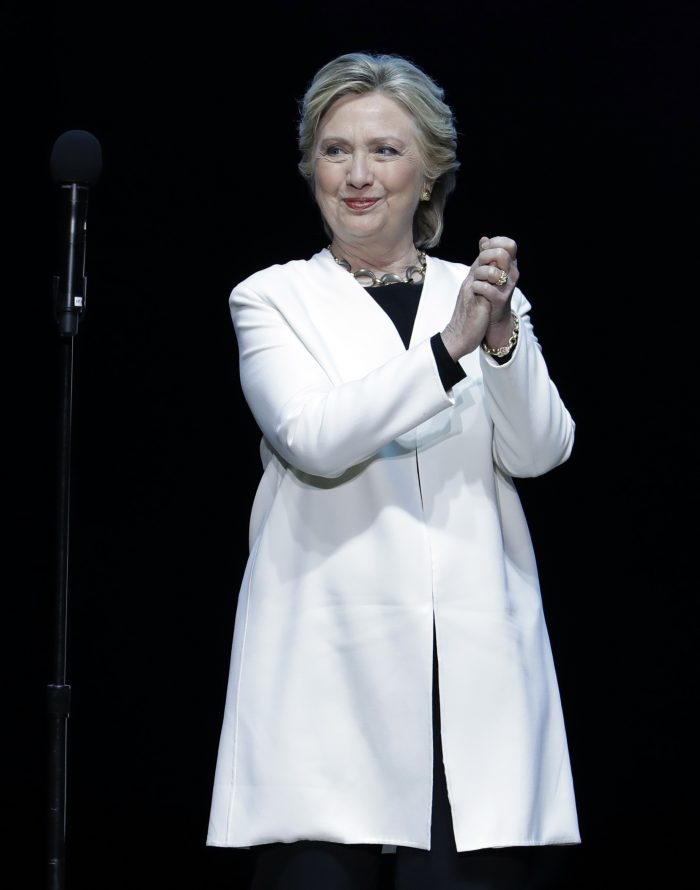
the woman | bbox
[207,52,581,889]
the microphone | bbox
[50,129,102,336]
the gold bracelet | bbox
[481,312,520,358]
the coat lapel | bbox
[304,249,410,380]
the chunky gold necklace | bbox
[328,245,427,287]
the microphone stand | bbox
[47,182,88,890]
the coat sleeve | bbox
[230,281,454,478]
[480,287,575,478]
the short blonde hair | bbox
[297,52,460,249]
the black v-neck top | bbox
[364,282,467,391]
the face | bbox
[313,92,427,251]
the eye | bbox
[375,145,399,157]
[321,144,348,160]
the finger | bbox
[472,279,508,301]
[480,236,517,261]
[473,263,512,287]
[478,247,514,270]
[472,281,513,327]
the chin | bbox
[337,219,390,243]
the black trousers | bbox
[249,628,574,890]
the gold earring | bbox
[421,189,431,202]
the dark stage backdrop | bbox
[5,2,696,888]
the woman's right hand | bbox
[440,235,519,361]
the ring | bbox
[496,269,509,286]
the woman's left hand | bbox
[472,235,520,349]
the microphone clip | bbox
[53,181,90,338]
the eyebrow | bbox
[318,136,408,148]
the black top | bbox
[364,282,467,391]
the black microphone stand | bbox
[47,179,89,890]
[46,128,100,890]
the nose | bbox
[346,151,373,188]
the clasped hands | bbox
[441,235,519,361]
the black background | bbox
[5,1,697,888]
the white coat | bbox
[207,248,581,853]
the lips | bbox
[343,198,380,211]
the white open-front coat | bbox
[207,248,581,852]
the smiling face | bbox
[313,92,427,254]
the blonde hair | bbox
[297,52,460,249]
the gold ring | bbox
[496,269,509,286]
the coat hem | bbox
[205,836,582,852]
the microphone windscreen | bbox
[50,130,103,185]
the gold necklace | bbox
[328,245,427,287]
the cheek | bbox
[387,166,423,199]
[312,175,336,222]
[314,164,340,198]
